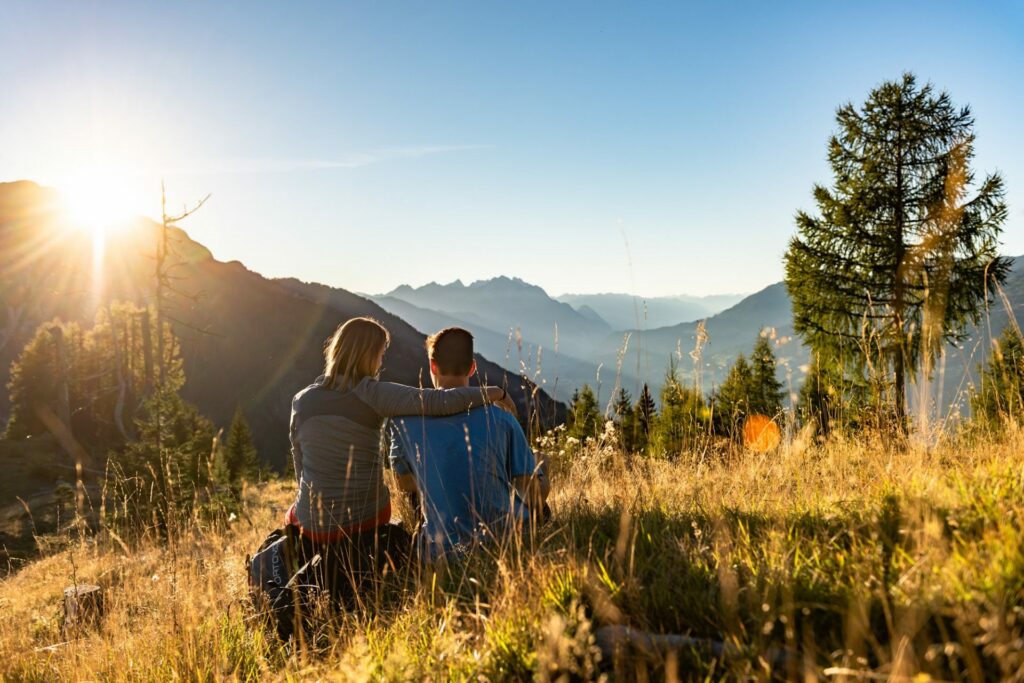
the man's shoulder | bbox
[483,404,523,430]
[398,404,492,423]
[464,404,521,430]
[392,405,516,433]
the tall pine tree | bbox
[784,74,1009,426]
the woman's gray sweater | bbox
[289,375,489,534]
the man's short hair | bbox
[426,327,474,376]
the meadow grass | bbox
[1,426,1023,681]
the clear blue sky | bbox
[2,1,1022,297]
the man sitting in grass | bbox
[388,327,549,563]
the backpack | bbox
[246,525,321,641]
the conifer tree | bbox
[611,387,637,452]
[566,384,601,441]
[651,357,708,456]
[6,304,184,447]
[971,326,1024,426]
[798,354,837,434]
[634,383,656,452]
[713,354,753,435]
[5,320,86,440]
[784,74,1009,425]
[750,334,784,417]
[114,388,215,530]
[6,321,63,439]
[222,407,260,484]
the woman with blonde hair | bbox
[286,316,514,603]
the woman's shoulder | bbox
[292,377,383,427]
[351,376,418,398]
[293,375,329,400]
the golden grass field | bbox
[2,425,1023,681]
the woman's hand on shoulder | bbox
[485,386,518,418]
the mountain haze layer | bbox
[556,292,746,330]
[371,277,622,397]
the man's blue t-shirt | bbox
[388,405,539,561]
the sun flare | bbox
[59,168,142,238]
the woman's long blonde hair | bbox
[323,317,391,390]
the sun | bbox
[58,165,140,239]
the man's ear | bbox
[469,360,477,378]
[429,359,439,375]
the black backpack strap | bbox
[283,523,302,577]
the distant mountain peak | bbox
[386,275,547,298]
[469,275,545,293]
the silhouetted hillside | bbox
[0,181,564,470]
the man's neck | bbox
[433,375,470,389]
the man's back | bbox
[389,405,538,561]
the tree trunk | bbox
[141,309,154,395]
[892,90,907,429]
[894,345,906,427]
[50,326,72,429]
[63,584,104,637]
[108,308,130,441]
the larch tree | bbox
[784,74,1009,426]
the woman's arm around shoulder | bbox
[353,377,516,418]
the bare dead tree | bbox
[155,182,209,392]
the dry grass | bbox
[2,427,1023,681]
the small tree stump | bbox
[63,584,103,636]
